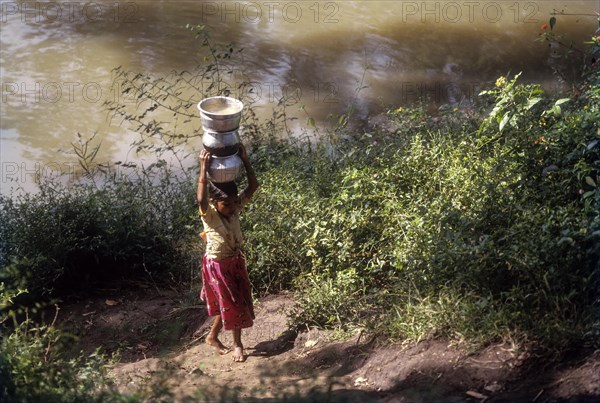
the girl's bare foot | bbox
[206,336,230,355]
[232,346,245,362]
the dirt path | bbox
[60,289,600,402]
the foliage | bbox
[0,285,124,402]
[226,63,598,349]
[0,157,201,298]
[253,71,599,349]
[290,268,371,329]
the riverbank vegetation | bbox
[1,26,599,401]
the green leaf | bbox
[585,176,596,187]
[552,105,562,116]
[490,105,501,118]
[499,113,511,131]
[554,98,570,106]
[526,97,542,110]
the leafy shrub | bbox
[290,268,371,329]
[0,167,200,299]
[259,72,599,349]
[0,284,123,402]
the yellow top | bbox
[200,192,251,260]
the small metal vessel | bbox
[198,96,244,132]
[207,153,243,183]
[202,130,240,157]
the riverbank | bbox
[1,70,599,401]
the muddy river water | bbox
[1,0,598,193]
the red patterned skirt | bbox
[200,253,255,330]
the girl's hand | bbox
[199,149,211,168]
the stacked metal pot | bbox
[197,96,244,183]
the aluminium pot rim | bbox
[197,96,244,120]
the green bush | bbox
[250,72,599,348]
[0,284,124,402]
[0,168,200,299]
[290,268,370,329]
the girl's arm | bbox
[238,143,259,200]
[197,150,211,214]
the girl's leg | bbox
[232,327,245,362]
[206,315,230,354]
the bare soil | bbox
[59,288,600,402]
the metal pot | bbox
[202,130,240,157]
[198,96,244,132]
[207,153,243,183]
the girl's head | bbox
[209,181,239,217]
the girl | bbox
[197,143,259,362]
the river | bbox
[1,0,598,193]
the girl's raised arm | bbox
[197,150,211,214]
